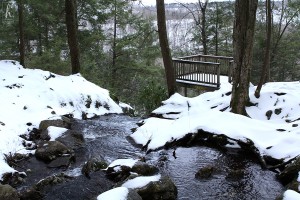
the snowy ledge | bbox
[0,60,122,179]
[130,79,300,164]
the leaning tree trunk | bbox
[156,0,176,97]
[230,0,258,115]
[254,0,272,98]
[65,0,80,74]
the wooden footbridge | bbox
[173,54,233,95]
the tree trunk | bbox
[215,2,219,56]
[156,0,176,97]
[17,0,25,67]
[199,0,208,55]
[65,0,80,74]
[112,0,117,83]
[230,0,258,115]
[254,0,272,98]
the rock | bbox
[47,155,75,168]
[266,110,273,120]
[35,173,72,190]
[131,162,159,176]
[39,119,69,131]
[195,165,214,179]
[226,169,245,180]
[136,176,177,200]
[19,187,43,200]
[286,180,300,193]
[56,130,85,150]
[0,184,20,200]
[40,129,51,141]
[81,158,108,178]
[277,157,300,185]
[35,141,73,162]
[106,165,132,182]
[1,172,26,187]
[127,189,143,200]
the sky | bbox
[140,0,231,6]
[0,60,300,199]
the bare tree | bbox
[230,0,258,115]
[65,0,80,74]
[180,0,209,55]
[156,0,176,96]
[254,0,272,98]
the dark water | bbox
[70,114,283,200]
[18,114,283,199]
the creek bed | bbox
[17,114,283,199]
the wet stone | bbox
[0,184,20,200]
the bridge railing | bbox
[173,58,221,88]
[177,54,233,82]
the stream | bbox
[17,114,283,199]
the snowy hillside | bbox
[0,60,122,177]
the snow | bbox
[2,59,300,197]
[131,79,300,162]
[283,190,300,200]
[0,60,122,179]
[122,174,161,189]
[97,187,129,200]
[47,126,68,141]
[107,158,139,169]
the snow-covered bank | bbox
[0,60,122,178]
[131,78,300,161]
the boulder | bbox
[131,162,159,176]
[127,189,143,200]
[195,165,214,179]
[81,158,108,178]
[35,141,73,162]
[56,130,85,150]
[135,176,177,200]
[47,155,75,168]
[39,119,69,131]
[0,184,20,200]
[277,157,300,185]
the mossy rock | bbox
[0,184,20,200]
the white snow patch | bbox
[283,190,300,200]
[122,174,161,189]
[47,126,68,141]
[107,158,139,169]
[97,187,129,200]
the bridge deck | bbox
[173,54,233,90]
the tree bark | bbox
[18,0,25,67]
[254,0,272,98]
[199,0,208,55]
[156,0,176,97]
[230,0,258,115]
[65,0,80,74]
